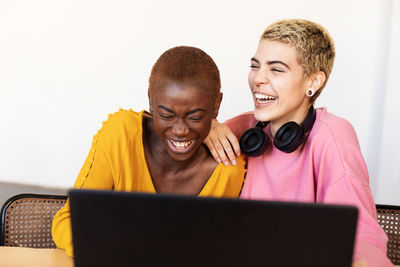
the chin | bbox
[168,153,193,162]
[254,109,271,122]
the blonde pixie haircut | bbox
[261,19,335,104]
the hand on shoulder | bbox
[203,120,241,166]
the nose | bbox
[253,67,268,87]
[172,119,189,137]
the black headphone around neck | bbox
[239,106,316,156]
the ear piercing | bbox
[306,88,314,97]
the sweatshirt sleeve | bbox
[224,112,257,139]
[313,116,393,267]
[322,175,393,266]
[51,115,117,257]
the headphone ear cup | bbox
[273,122,305,153]
[239,127,269,157]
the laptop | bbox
[69,189,358,267]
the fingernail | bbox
[223,161,229,166]
[216,158,221,163]
[232,160,237,165]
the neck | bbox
[269,104,312,137]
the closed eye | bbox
[271,68,284,73]
[188,116,203,122]
[160,114,174,120]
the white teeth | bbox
[254,93,276,103]
[170,139,194,150]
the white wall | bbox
[375,0,400,205]
[0,0,399,204]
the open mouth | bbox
[169,139,195,153]
[254,93,277,104]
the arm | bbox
[352,261,369,267]
[204,112,256,166]
[321,175,393,267]
[312,116,393,267]
[52,121,115,257]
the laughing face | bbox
[248,39,313,135]
[150,83,221,162]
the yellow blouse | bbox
[52,109,245,256]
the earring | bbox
[306,88,314,97]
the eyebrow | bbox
[157,105,207,115]
[251,57,260,64]
[251,57,290,70]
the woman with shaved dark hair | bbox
[52,46,245,257]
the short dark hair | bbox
[149,46,221,98]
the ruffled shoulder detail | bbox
[75,108,143,186]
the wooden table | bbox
[1,246,399,267]
[0,246,73,267]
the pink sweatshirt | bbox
[225,107,393,267]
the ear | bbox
[309,71,326,93]
[148,88,153,114]
[213,92,223,118]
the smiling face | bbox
[248,39,314,135]
[150,82,221,161]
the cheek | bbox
[152,119,169,136]
[194,121,212,138]
[248,71,255,88]
[270,76,295,96]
